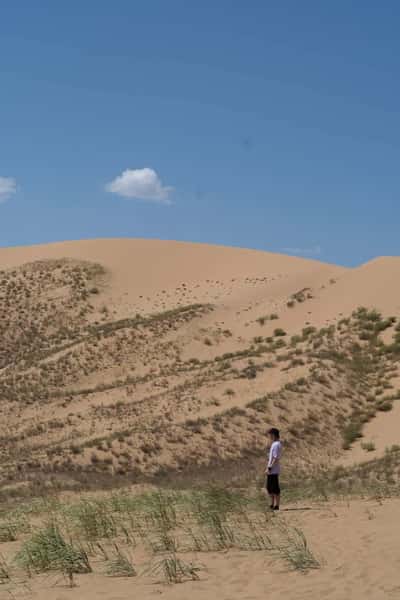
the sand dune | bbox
[0,239,400,600]
[0,238,399,477]
[2,239,398,328]
[0,238,346,317]
[3,238,398,332]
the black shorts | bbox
[266,474,280,495]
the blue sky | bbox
[1,1,399,266]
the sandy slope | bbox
[338,401,400,467]
[0,238,345,318]
[1,240,400,600]
[0,238,400,477]
[3,498,400,600]
[1,238,399,330]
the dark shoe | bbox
[273,506,280,511]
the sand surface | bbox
[1,239,400,477]
[2,498,399,600]
[1,239,400,599]
[1,238,399,328]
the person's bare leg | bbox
[274,494,280,509]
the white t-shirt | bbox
[268,440,282,475]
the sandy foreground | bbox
[1,497,399,600]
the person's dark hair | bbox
[268,427,280,439]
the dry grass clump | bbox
[149,553,202,584]
[256,313,279,325]
[287,288,313,307]
[15,523,92,586]
[277,525,320,571]
[361,441,375,452]
[105,544,137,577]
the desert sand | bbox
[0,238,399,600]
[1,498,399,600]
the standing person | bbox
[265,427,282,510]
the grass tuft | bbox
[106,544,136,577]
[149,552,202,584]
[15,523,91,584]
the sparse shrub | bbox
[241,364,258,379]
[247,395,269,412]
[273,339,286,349]
[225,407,246,418]
[0,555,10,583]
[361,442,375,452]
[289,358,305,368]
[377,401,393,412]
[342,421,363,450]
[302,326,316,338]
[273,328,287,337]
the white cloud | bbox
[281,245,322,257]
[0,176,17,203]
[105,168,173,203]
